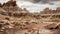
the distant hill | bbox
[40,7,60,14]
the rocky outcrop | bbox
[3,0,16,7]
[40,7,60,14]
[0,0,30,18]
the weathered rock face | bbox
[3,0,17,7]
[2,0,22,11]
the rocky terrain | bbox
[0,0,60,34]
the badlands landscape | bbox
[0,0,60,34]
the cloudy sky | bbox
[0,0,60,12]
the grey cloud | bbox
[17,0,60,5]
[17,0,48,3]
[17,0,60,3]
[32,0,41,3]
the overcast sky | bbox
[0,0,60,12]
[17,0,60,4]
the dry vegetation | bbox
[0,0,60,34]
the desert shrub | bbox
[50,18,60,22]
[8,12,12,16]
[13,13,19,17]
[5,17,9,20]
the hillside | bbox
[0,0,60,34]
